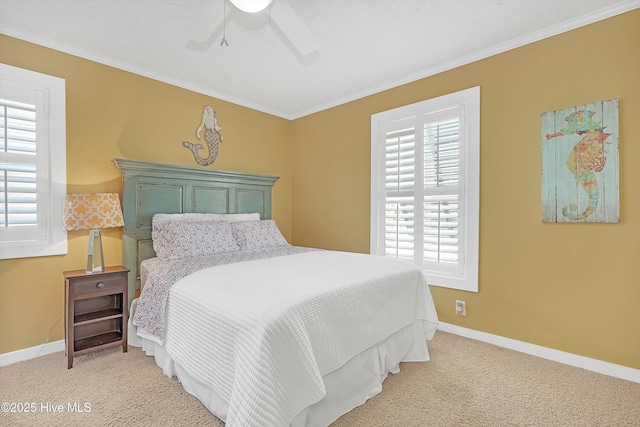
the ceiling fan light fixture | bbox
[229,0,272,13]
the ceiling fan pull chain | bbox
[220,0,229,47]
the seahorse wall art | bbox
[540,99,619,223]
[183,105,224,166]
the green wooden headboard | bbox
[112,158,279,306]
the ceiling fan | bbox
[188,0,320,55]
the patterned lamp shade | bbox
[63,193,124,231]
[63,193,124,274]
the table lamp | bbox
[63,193,124,274]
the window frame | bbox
[0,63,67,259]
[370,86,480,292]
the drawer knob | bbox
[96,282,105,289]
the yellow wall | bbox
[291,10,640,370]
[1,10,639,371]
[0,35,293,354]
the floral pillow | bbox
[231,220,289,251]
[152,216,240,260]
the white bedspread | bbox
[163,250,438,427]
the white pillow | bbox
[153,212,260,224]
[210,213,260,222]
[231,220,289,251]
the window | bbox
[0,63,67,259]
[371,87,479,292]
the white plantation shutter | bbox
[372,87,479,292]
[0,64,67,259]
[384,119,416,260]
[1,98,38,231]
[422,109,461,275]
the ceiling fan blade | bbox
[187,0,229,42]
[270,0,319,55]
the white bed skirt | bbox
[128,298,434,427]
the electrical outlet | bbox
[455,300,466,316]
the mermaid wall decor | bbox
[183,105,224,166]
[541,99,619,223]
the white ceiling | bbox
[0,0,638,119]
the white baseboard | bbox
[0,339,65,367]
[438,322,640,384]
[3,325,638,385]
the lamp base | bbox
[86,229,105,274]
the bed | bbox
[113,158,439,427]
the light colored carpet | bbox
[1,332,638,426]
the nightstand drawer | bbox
[72,275,125,298]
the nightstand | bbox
[63,266,129,369]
